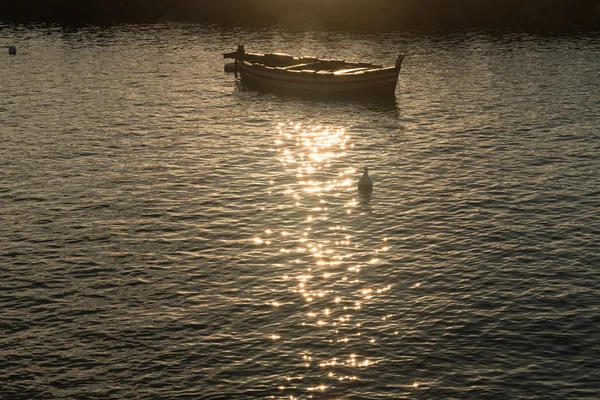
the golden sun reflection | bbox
[265,122,397,397]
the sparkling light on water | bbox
[256,122,396,397]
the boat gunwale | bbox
[241,61,394,76]
[241,60,397,78]
[239,52,387,74]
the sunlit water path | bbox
[1,24,599,399]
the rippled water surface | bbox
[1,24,600,399]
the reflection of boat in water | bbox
[224,45,405,102]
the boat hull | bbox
[238,62,400,101]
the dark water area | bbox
[2,24,600,399]
[3,0,600,32]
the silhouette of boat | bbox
[224,45,405,101]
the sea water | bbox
[1,24,599,399]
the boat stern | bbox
[224,45,245,59]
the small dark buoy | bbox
[357,167,373,192]
[8,46,17,55]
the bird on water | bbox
[357,167,373,192]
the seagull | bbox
[357,167,373,192]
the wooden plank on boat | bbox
[333,68,369,75]
[282,63,316,70]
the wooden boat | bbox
[224,45,405,101]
